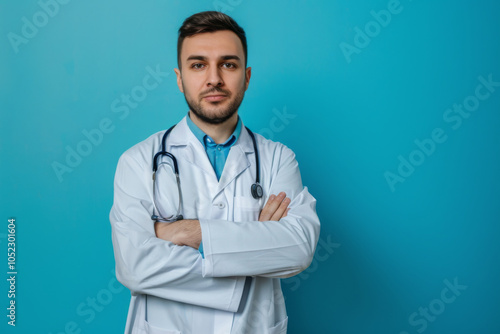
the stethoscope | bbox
[151,124,263,222]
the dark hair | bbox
[177,11,247,69]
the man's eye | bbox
[191,63,205,69]
[222,63,236,69]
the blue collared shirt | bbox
[186,113,242,257]
[186,114,242,181]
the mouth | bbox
[203,94,228,102]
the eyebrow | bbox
[186,55,241,62]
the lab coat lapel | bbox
[215,127,254,196]
[168,117,215,178]
[168,118,256,196]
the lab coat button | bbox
[214,202,225,209]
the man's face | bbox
[175,30,251,124]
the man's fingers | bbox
[258,194,273,221]
[259,193,283,221]
[154,222,161,237]
[270,197,290,221]
[283,208,290,218]
[259,192,290,222]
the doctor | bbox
[110,11,320,334]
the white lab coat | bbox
[110,116,320,334]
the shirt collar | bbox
[186,112,242,148]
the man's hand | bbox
[259,192,291,222]
[155,219,201,249]
[155,192,290,247]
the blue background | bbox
[1,0,500,333]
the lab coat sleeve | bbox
[200,144,321,279]
[110,150,245,312]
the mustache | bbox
[201,86,231,96]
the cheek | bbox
[226,75,246,92]
[182,77,203,96]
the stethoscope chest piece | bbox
[251,183,263,199]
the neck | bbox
[189,111,238,144]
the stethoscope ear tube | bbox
[152,124,263,221]
[153,151,179,174]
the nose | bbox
[207,66,223,87]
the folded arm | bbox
[157,145,321,279]
[110,152,245,312]
[154,192,291,248]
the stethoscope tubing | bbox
[151,123,262,222]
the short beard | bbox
[184,86,245,125]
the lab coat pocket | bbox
[233,196,261,222]
[144,320,181,334]
[268,316,288,334]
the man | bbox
[110,11,320,334]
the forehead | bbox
[181,30,244,61]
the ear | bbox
[174,68,184,93]
[244,67,252,91]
